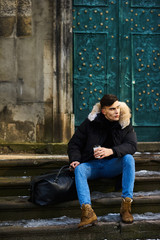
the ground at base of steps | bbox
[0,217,160,240]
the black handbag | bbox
[29,165,77,206]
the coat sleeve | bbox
[67,119,89,163]
[112,126,137,157]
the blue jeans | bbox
[74,154,135,207]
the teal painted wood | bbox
[73,0,119,126]
[74,0,108,6]
[121,0,160,141]
[73,0,160,141]
[131,0,160,8]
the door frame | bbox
[52,0,74,142]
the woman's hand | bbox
[94,147,113,159]
[70,161,80,170]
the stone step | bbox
[0,192,160,221]
[135,152,160,171]
[0,142,160,154]
[0,153,160,176]
[0,173,160,196]
[0,216,160,240]
[0,155,68,176]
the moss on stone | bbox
[0,143,68,155]
[0,142,160,154]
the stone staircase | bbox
[0,153,160,240]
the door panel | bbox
[121,0,160,141]
[132,34,160,126]
[74,33,108,126]
[73,0,160,141]
[73,0,119,126]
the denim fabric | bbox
[74,154,135,206]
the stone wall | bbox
[0,0,74,143]
[0,0,32,37]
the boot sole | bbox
[120,215,134,224]
[78,219,98,229]
[121,219,134,224]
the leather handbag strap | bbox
[54,165,70,182]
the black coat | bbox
[68,113,137,164]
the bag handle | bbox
[54,165,70,182]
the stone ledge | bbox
[0,142,160,154]
[0,220,160,240]
[137,142,160,152]
[0,143,68,154]
[0,194,160,221]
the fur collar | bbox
[88,102,131,129]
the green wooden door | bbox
[73,0,160,141]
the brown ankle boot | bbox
[78,204,98,228]
[120,197,133,223]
